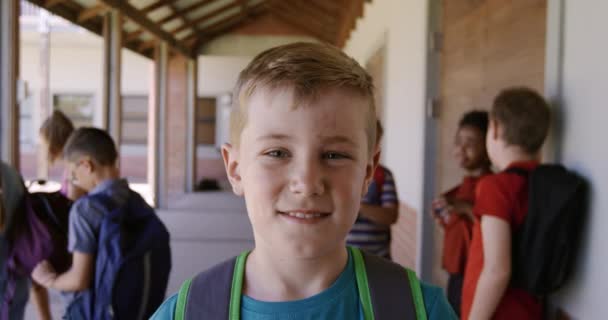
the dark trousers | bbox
[447,273,464,317]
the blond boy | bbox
[152,42,455,320]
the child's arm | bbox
[30,282,52,320]
[32,251,94,292]
[359,203,398,226]
[468,215,512,319]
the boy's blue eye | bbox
[265,150,289,158]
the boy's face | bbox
[66,156,96,192]
[223,87,377,258]
[453,125,488,171]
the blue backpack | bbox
[68,191,171,320]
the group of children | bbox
[435,88,551,319]
[0,41,552,319]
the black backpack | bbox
[507,164,588,295]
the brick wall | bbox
[391,202,418,270]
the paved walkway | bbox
[24,191,253,319]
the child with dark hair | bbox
[31,127,170,319]
[432,110,492,316]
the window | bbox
[53,93,94,128]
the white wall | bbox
[345,0,429,216]
[197,55,252,97]
[550,0,608,317]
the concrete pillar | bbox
[148,42,168,208]
[185,58,198,192]
[0,0,20,169]
[102,9,122,148]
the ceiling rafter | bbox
[170,0,241,36]
[27,0,154,58]
[183,1,264,44]
[155,0,216,26]
[281,0,338,30]
[267,1,335,41]
[77,3,108,23]
[97,0,193,57]
[267,2,334,44]
[190,2,267,52]
[140,0,174,14]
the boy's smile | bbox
[223,86,376,258]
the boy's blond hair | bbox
[231,42,377,154]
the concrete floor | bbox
[24,191,253,319]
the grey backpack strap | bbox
[182,257,238,320]
[360,250,420,319]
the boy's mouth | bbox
[277,210,331,223]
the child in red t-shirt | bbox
[432,111,491,316]
[461,87,551,320]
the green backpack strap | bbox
[350,246,428,320]
[406,269,427,320]
[174,278,193,320]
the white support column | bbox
[102,9,123,148]
[148,42,168,208]
[185,58,198,192]
[0,0,20,169]
[36,9,51,179]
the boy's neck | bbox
[243,245,349,302]
[92,166,121,189]
[495,146,539,171]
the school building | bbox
[0,0,605,318]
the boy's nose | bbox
[289,159,325,196]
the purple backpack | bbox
[1,189,72,320]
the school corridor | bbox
[1,0,606,319]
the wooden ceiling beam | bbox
[267,4,334,44]
[45,0,66,8]
[27,0,153,59]
[156,0,215,26]
[77,3,108,23]
[97,0,193,58]
[124,29,144,43]
[171,0,242,35]
[308,0,340,15]
[191,2,266,52]
[268,1,335,39]
[282,0,338,30]
[141,0,174,14]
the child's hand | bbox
[31,260,57,288]
[431,196,452,225]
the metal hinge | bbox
[429,31,443,52]
[427,98,441,119]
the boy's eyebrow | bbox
[256,134,359,147]
[256,134,292,142]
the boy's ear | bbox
[82,157,94,174]
[221,143,243,196]
[362,147,381,196]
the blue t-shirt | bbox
[151,252,456,319]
